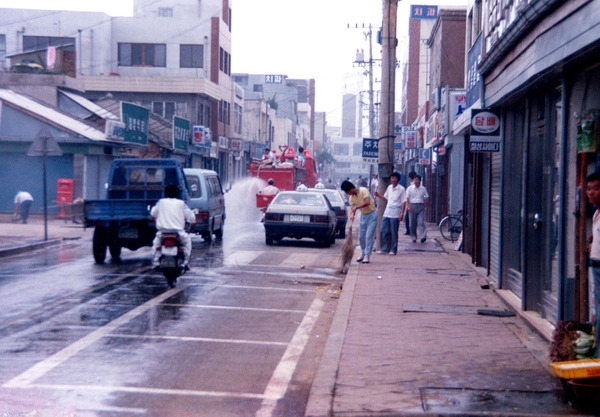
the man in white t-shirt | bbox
[151,184,195,268]
[406,175,429,243]
[375,172,406,255]
[14,191,33,224]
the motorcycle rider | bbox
[151,183,195,269]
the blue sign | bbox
[362,138,378,161]
[411,5,438,19]
[418,148,431,165]
[466,34,482,108]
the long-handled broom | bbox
[340,218,355,273]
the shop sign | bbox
[410,5,438,19]
[192,125,211,147]
[173,116,190,151]
[218,136,229,149]
[405,130,417,149]
[121,102,149,146]
[230,139,243,152]
[470,109,500,153]
[418,148,431,165]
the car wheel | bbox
[338,227,346,239]
[214,226,223,239]
[329,233,336,245]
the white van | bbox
[184,168,226,242]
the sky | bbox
[0,0,466,126]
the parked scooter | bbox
[157,230,186,287]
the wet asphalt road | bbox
[0,184,344,416]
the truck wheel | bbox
[109,244,122,260]
[93,229,107,264]
[214,226,223,239]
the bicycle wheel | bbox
[440,216,463,242]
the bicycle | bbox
[439,210,463,242]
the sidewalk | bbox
[306,223,587,417]
[0,213,89,256]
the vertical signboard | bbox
[470,109,501,152]
[466,34,483,108]
[418,148,431,165]
[121,102,149,146]
[362,138,378,163]
[405,130,417,149]
[173,116,190,151]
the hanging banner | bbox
[405,130,417,149]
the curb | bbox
[0,238,62,258]
[305,250,360,417]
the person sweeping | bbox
[340,180,376,264]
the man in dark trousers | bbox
[404,171,417,235]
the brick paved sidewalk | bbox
[306,224,582,416]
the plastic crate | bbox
[550,359,600,379]
[256,193,275,208]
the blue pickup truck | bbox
[84,158,189,263]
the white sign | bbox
[470,109,500,153]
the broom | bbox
[340,218,355,273]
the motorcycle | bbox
[157,230,186,287]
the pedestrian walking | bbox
[404,171,417,235]
[341,180,377,264]
[374,172,406,255]
[13,191,33,224]
[406,175,429,243]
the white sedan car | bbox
[263,190,337,246]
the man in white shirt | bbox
[375,172,406,255]
[406,175,429,243]
[14,191,33,224]
[261,178,280,195]
[586,171,600,357]
[151,183,195,268]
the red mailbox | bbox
[57,178,73,217]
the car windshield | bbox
[273,192,325,207]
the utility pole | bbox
[377,0,398,198]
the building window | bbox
[219,100,230,125]
[219,47,230,75]
[353,142,363,156]
[233,103,242,134]
[0,34,6,62]
[253,84,263,92]
[197,102,211,127]
[118,43,166,67]
[180,44,204,68]
[23,36,74,52]
[153,101,175,120]
[334,143,349,155]
[158,8,173,17]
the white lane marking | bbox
[280,253,320,268]
[109,333,289,346]
[224,250,262,265]
[24,383,266,400]
[162,303,305,314]
[255,297,324,417]
[3,287,185,388]
[199,284,314,293]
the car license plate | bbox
[118,228,138,239]
[161,246,178,256]
[289,214,305,222]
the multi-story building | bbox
[0,0,234,207]
[453,0,600,335]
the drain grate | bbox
[421,387,573,414]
